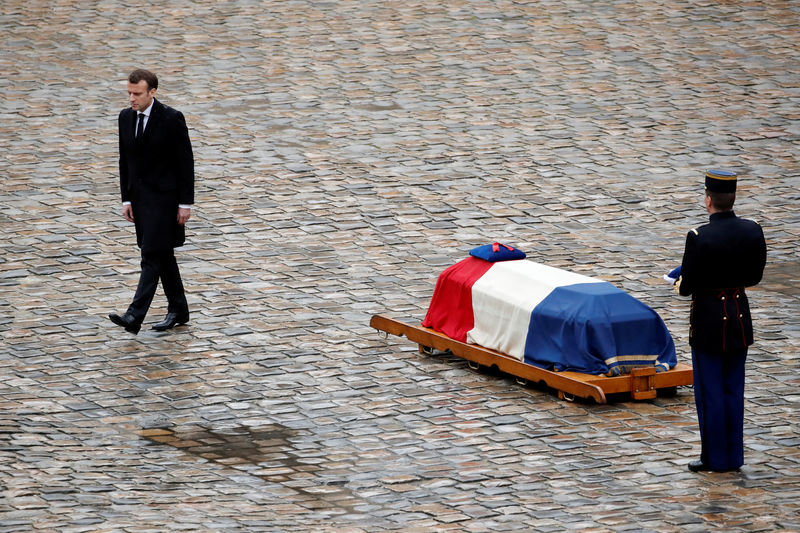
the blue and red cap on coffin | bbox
[705,169,737,193]
[469,242,526,262]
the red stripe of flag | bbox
[421,257,494,342]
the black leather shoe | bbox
[109,312,142,335]
[688,460,712,472]
[151,312,190,332]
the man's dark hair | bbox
[128,69,158,91]
[706,190,736,212]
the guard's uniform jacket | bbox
[676,211,766,353]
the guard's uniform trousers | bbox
[691,347,747,471]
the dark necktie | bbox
[136,113,145,138]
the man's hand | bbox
[122,204,134,223]
[177,207,191,226]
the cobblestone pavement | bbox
[1,1,799,531]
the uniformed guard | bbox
[674,169,767,472]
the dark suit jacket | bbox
[119,98,194,252]
[677,211,766,353]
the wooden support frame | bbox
[370,314,693,404]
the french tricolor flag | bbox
[422,251,676,376]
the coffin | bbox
[421,255,677,376]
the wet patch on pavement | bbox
[137,424,370,518]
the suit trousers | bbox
[127,248,188,320]
[691,347,747,471]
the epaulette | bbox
[690,228,699,236]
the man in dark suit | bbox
[674,169,767,472]
[109,69,194,335]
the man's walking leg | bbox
[128,251,160,320]
[151,249,189,331]
[160,249,188,316]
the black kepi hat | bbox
[705,169,737,193]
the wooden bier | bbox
[370,314,693,404]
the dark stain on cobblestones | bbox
[358,102,402,112]
[140,424,303,473]
[138,424,365,516]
